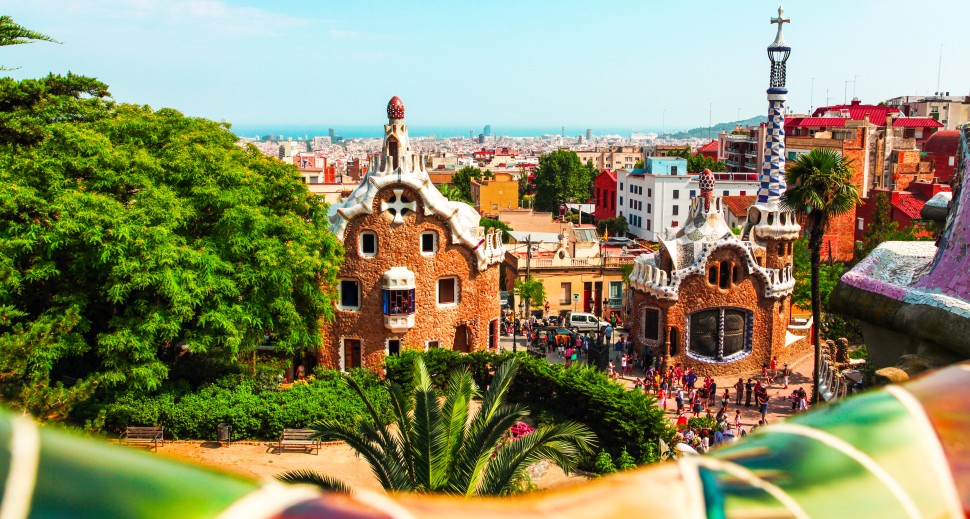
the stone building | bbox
[626,8,809,376]
[320,97,505,370]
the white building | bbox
[617,157,760,241]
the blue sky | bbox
[2,0,968,130]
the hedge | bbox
[385,350,671,463]
[98,369,390,440]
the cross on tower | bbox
[771,6,790,38]
[380,189,416,224]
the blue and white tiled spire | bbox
[744,6,800,244]
[758,6,792,204]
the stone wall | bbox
[320,185,501,370]
[630,245,807,377]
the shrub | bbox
[98,368,390,440]
[594,450,617,474]
[615,449,636,470]
[385,350,672,465]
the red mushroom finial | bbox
[387,96,405,120]
[699,168,716,211]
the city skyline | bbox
[2,0,968,129]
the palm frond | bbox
[387,381,416,482]
[0,16,59,46]
[477,358,519,425]
[450,403,529,496]
[411,371,448,490]
[478,421,597,496]
[440,367,475,471]
[275,470,350,493]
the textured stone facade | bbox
[319,97,503,370]
[630,245,804,377]
[321,185,500,370]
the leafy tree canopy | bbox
[532,150,596,212]
[791,238,842,312]
[515,276,546,308]
[854,192,929,260]
[480,217,512,243]
[447,166,482,203]
[668,146,727,173]
[0,75,344,419]
[596,216,628,237]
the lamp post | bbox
[516,301,525,353]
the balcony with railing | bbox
[504,251,639,271]
[606,298,623,308]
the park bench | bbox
[277,428,320,455]
[120,426,164,451]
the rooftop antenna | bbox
[810,77,815,113]
[936,44,943,95]
[852,75,858,99]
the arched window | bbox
[708,267,718,285]
[687,307,753,362]
[719,261,731,289]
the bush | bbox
[615,449,636,471]
[385,350,672,465]
[849,346,868,360]
[594,450,617,474]
[98,368,390,440]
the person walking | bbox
[782,362,791,389]
[757,388,770,424]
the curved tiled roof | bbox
[922,130,960,155]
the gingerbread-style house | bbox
[626,11,810,375]
[321,97,505,370]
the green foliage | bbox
[792,238,843,312]
[0,16,58,70]
[639,442,660,464]
[385,350,672,465]
[633,159,644,169]
[668,147,727,173]
[0,75,344,420]
[96,369,389,440]
[515,276,547,308]
[290,357,595,496]
[687,416,719,431]
[849,346,868,360]
[593,450,617,475]
[532,150,596,212]
[564,212,594,224]
[596,216,629,237]
[854,192,928,260]
[480,217,512,243]
[447,166,480,203]
[614,448,636,471]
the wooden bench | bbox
[120,426,164,451]
[277,429,320,455]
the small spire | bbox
[699,169,715,211]
[387,96,405,120]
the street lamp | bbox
[516,301,525,353]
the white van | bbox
[568,312,610,333]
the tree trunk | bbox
[808,223,824,404]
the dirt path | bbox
[154,440,589,492]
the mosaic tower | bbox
[759,6,791,203]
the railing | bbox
[505,252,638,270]
[607,298,623,308]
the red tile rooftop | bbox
[892,118,944,128]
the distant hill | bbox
[666,116,767,140]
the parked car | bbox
[567,312,610,333]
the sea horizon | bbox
[229,124,677,140]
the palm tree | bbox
[782,148,861,403]
[279,357,596,496]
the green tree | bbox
[596,216,629,237]
[593,450,617,475]
[532,150,595,212]
[448,166,481,203]
[791,238,843,313]
[281,357,595,495]
[782,149,861,403]
[633,159,645,169]
[480,217,512,243]
[669,146,727,173]
[854,192,924,260]
[0,76,344,419]
[515,276,546,308]
[0,16,58,70]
